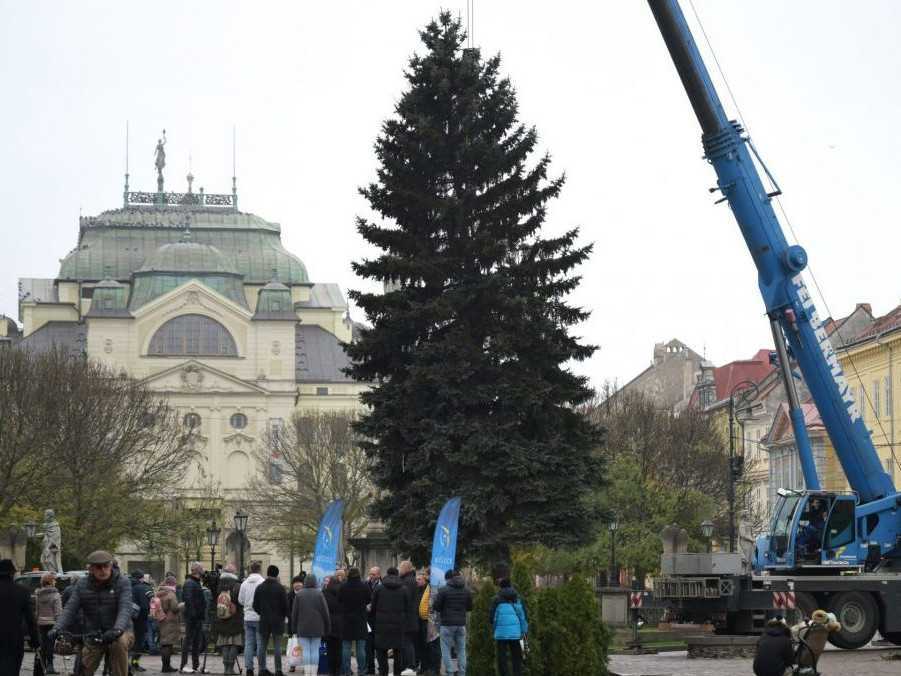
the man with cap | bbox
[51,550,134,676]
[0,558,39,675]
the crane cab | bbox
[755,489,860,572]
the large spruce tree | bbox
[346,12,603,563]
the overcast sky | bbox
[2,1,899,389]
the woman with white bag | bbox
[290,575,331,676]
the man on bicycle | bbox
[51,550,134,676]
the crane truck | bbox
[642,0,901,648]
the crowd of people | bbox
[0,551,533,676]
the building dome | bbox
[254,279,295,320]
[129,236,248,310]
[138,239,238,275]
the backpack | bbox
[217,589,236,619]
[149,595,166,622]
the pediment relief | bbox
[223,431,256,447]
[141,360,269,395]
[133,280,252,322]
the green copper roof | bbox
[254,280,295,320]
[59,207,309,284]
[85,279,130,317]
[129,274,248,310]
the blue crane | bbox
[647,0,900,573]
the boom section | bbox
[647,0,894,503]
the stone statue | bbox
[154,130,167,175]
[40,509,62,573]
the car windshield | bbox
[772,495,801,539]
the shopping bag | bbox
[287,636,304,668]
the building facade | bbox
[617,339,705,412]
[13,181,367,576]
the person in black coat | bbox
[371,568,410,676]
[0,559,39,676]
[338,568,372,675]
[253,565,289,676]
[323,576,344,676]
[130,569,153,672]
[179,562,207,673]
[398,561,419,672]
[753,619,795,676]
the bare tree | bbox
[245,410,373,564]
[0,348,198,561]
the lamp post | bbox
[181,533,193,576]
[700,520,715,554]
[23,522,36,570]
[729,379,759,553]
[234,509,248,580]
[7,524,19,566]
[608,518,619,587]
[206,522,221,571]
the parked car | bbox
[15,570,87,593]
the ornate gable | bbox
[140,360,269,395]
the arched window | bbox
[148,314,238,357]
[230,413,248,430]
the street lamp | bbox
[181,533,193,576]
[7,524,19,565]
[700,520,715,553]
[608,518,619,587]
[234,509,248,579]
[729,379,759,553]
[206,522,221,571]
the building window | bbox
[148,314,238,357]
[230,413,248,430]
[872,381,880,420]
[859,386,866,422]
[886,458,896,483]
[886,376,892,418]
[316,387,329,396]
[183,413,201,429]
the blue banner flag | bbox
[311,499,344,587]
[430,497,462,590]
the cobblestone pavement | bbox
[19,652,367,675]
[610,647,901,676]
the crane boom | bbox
[647,0,895,505]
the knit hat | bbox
[810,609,829,624]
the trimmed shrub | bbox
[467,579,498,676]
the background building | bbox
[11,176,367,576]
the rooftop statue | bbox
[154,130,167,191]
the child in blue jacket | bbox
[489,579,528,676]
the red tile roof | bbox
[710,349,775,401]
[851,303,901,342]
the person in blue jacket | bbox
[489,579,528,676]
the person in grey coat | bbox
[290,575,331,676]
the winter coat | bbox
[491,588,528,641]
[366,579,381,624]
[131,579,153,623]
[34,586,63,626]
[323,580,343,638]
[55,570,134,635]
[252,577,288,635]
[0,576,38,646]
[237,573,265,623]
[372,575,409,650]
[433,576,472,627]
[291,586,331,638]
[156,586,181,646]
[60,584,82,636]
[753,627,795,676]
[399,571,419,633]
[214,574,244,638]
[180,575,206,625]
[338,578,372,641]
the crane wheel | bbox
[827,591,878,649]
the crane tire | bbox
[827,591,878,649]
